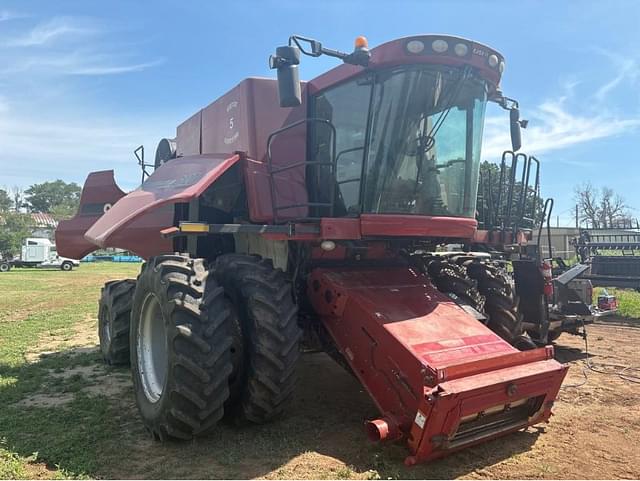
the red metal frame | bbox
[56,170,126,259]
[57,154,240,259]
[307,265,567,465]
[52,35,570,466]
[58,34,506,257]
[309,35,504,94]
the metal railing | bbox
[266,118,337,224]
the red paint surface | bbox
[174,78,308,222]
[79,153,239,259]
[277,216,476,241]
[307,265,567,464]
[55,170,125,259]
[360,215,477,238]
[309,35,504,95]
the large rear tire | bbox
[416,255,486,311]
[99,279,136,365]
[462,260,534,349]
[214,254,301,424]
[412,254,533,349]
[130,254,234,440]
[547,329,562,343]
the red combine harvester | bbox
[56,34,568,465]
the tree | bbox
[574,183,632,228]
[10,186,26,211]
[477,161,544,228]
[0,211,32,258]
[24,180,81,218]
[0,189,11,212]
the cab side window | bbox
[310,79,371,215]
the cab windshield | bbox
[310,65,488,218]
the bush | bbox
[0,212,32,258]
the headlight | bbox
[488,54,499,68]
[431,39,449,53]
[454,43,468,56]
[406,40,425,54]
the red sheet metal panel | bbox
[360,214,477,239]
[83,153,239,258]
[55,170,126,259]
[309,35,505,95]
[308,265,568,464]
[177,78,308,223]
[176,110,202,157]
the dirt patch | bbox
[81,371,131,398]
[25,315,98,363]
[17,318,132,409]
[14,363,131,408]
[9,311,640,479]
[22,462,61,480]
[49,364,103,380]
[104,322,640,480]
[17,393,76,408]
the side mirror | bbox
[510,107,522,152]
[269,46,302,108]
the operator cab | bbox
[270,35,526,223]
[309,64,487,218]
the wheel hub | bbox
[137,293,168,403]
[101,306,111,344]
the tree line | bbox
[0,180,81,257]
[574,182,634,229]
[478,161,635,230]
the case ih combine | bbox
[56,34,569,465]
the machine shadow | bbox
[595,315,640,329]
[0,347,541,479]
[554,344,589,363]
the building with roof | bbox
[29,212,58,239]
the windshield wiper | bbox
[420,65,472,155]
[413,67,472,200]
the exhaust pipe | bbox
[365,416,401,442]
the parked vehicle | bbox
[56,34,568,465]
[0,238,79,272]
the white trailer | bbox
[0,238,80,272]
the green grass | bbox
[1,262,638,479]
[594,286,640,318]
[0,263,140,479]
[0,440,29,479]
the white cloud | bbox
[0,112,173,190]
[0,10,25,23]
[595,59,639,102]
[0,16,162,78]
[592,48,640,102]
[0,14,171,189]
[68,59,165,76]
[482,98,640,159]
[483,53,640,161]
[1,52,165,77]
[5,17,97,47]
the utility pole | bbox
[575,204,579,229]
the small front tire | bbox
[99,279,136,365]
[61,261,73,271]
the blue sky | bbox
[0,0,638,224]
